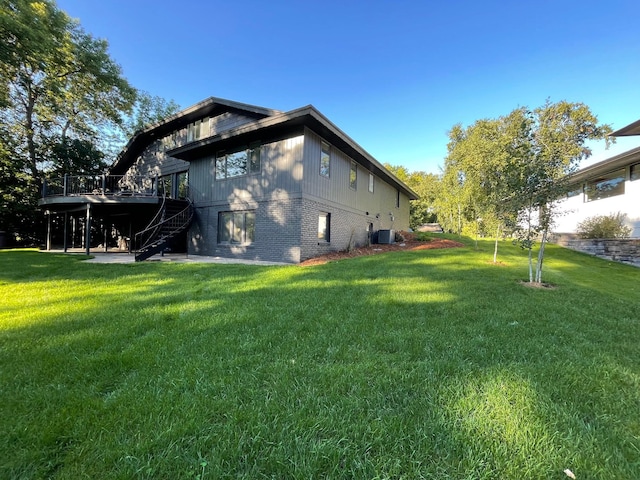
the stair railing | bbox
[134,198,194,258]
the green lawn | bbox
[1,240,639,479]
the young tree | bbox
[512,101,612,283]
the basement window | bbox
[318,212,330,242]
[218,211,255,245]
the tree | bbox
[385,164,440,229]
[0,0,137,243]
[511,101,612,283]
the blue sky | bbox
[57,0,640,174]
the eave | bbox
[568,145,640,184]
[168,106,420,201]
[610,118,640,137]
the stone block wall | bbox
[554,235,640,267]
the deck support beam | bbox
[85,204,91,256]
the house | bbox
[40,97,418,263]
[554,119,640,238]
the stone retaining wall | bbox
[553,235,640,267]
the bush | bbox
[576,212,632,239]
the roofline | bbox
[568,145,640,184]
[610,118,640,137]
[167,105,420,200]
[109,97,280,175]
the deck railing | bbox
[42,175,158,198]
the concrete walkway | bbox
[45,250,289,266]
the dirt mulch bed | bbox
[299,232,465,266]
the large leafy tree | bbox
[0,0,137,243]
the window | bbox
[396,190,400,208]
[631,163,640,181]
[585,168,625,201]
[320,142,330,177]
[177,172,188,199]
[318,212,330,242]
[349,161,357,189]
[215,144,261,180]
[368,172,374,193]
[566,184,583,198]
[218,211,255,245]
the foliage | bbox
[576,212,632,239]
[385,164,440,229]
[439,100,612,279]
[1,245,639,478]
[0,1,179,246]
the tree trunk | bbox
[493,224,500,263]
[535,228,548,284]
[528,247,533,283]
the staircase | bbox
[134,198,194,262]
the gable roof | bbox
[110,97,419,200]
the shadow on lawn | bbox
[1,248,639,478]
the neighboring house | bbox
[554,119,640,238]
[40,97,418,263]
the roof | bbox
[110,97,419,200]
[610,118,640,137]
[568,145,640,184]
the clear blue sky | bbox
[57,0,640,174]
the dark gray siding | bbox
[302,128,410,232]
[188,135,304,205]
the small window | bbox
[349,161,357,189]
[218,211,255,245]
[368,172,374,193]
[585,168,625,202]
[396,190,400,208]
[318,212,330,242]
[631,163,640,181]
[320,142,331,177]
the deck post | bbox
[85,204,91,256]
[63,174,68,196]
[46,211,52,251]
[63,212,68,253]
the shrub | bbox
[576,212,632,239]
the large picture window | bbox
[585,168,625,202]
[215,145,261,180]
[218,211,256,245]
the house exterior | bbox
[41,97,418,263]
[554,120,640,238]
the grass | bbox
[0,239,639,479]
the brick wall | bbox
[300,198,373,261]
